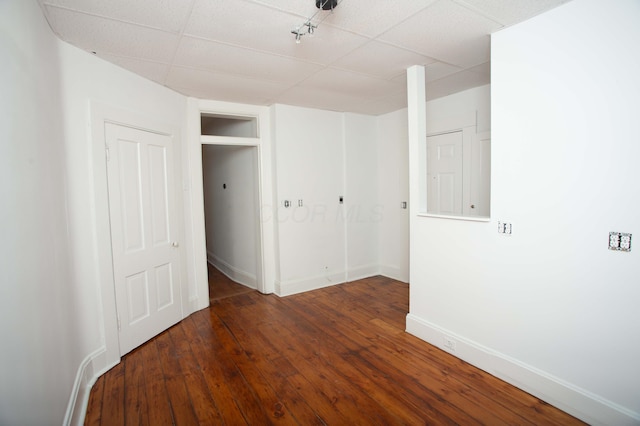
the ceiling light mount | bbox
[292,0,342,44]
[305,21,317,36]
[291,27,305,43]
[316,0,338,10]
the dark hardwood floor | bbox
[84,275,584,425]
[207,263,254,301]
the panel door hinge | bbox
[105,146,111,162]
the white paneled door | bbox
[105,123,182,355]
[427,131,463,215]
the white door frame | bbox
[185,99,276,301]
[90,101,188,368]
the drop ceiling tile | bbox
[389,61,465,89]
[184,0,368,64]
[248,0,318,17]
[44,5,179,62]
[331,40,437,80]
[166,66,290,105]
[321,0,437,37]
[355,89,409,115]
[379,0,502,67]
[456,0,572,26]
[466,61,490,79]
[255,0,435,39]
[273,85,373,113]
[425,61,465,81]
[426,67,490,100]
[299,68,405,99]
[41,0,195,32]
[184,0,305,48]
[173,36,323,84]
[95,54,170,84]
[282,28,369,64]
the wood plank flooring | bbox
[84,276,584,425]
[207,263,254,301]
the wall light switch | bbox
[609,232,631,252]
[498,222,512,235]
[621,234,632,251]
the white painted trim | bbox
[63,347,118,426]
[417,213,490,222]
[406,314,640,426]
[341,113,350,287]
[379,265,409,283]
[185,98,210,310]
[189,99,276,298]
[207,252,257,289]
[346,264,380,282]
[63,349,96,426]
[275,271,347,297]
[200,135,260,146]
[275,265,404,297]
[90,101,195,370]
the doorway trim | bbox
[90,101,189,369]
[185,99,276,302]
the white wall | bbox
[375,85,490,284]
[3,2,401,424]
[202,145,258,288]
[426,85,490,134]
[0,2,192,423]
[59,31,190,358]
[377,109,410,282]
[407,0,640,424]
[271,104,347,295]
[58,29,192,414]
[344,113,380,281]
[271,105,385,294]
[0,1,82,424]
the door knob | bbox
[171,241,179,247]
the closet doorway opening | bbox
[200,113,262,301]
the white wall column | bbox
[406,65,426,294]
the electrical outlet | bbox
[443,336,456,352]
[609,232,632,252]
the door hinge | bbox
[105,146,111,162]
[117,315,121,331]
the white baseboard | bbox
[208,251,256,289]
[275,271,346,297]
[346,264,380,282]
[64,347,119,426]
[379,264,409,283]
[406,314,639,426]
[275,264,408,297]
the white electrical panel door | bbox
[106,123,182,355]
